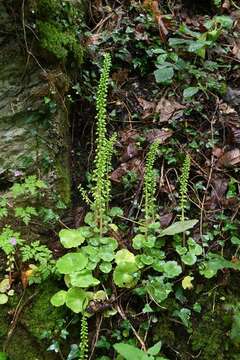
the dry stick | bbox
[116,304,146,352]
[3,290,38,352]
[89,314,103,360]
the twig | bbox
[116,304,146,351]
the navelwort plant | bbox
[179,154,191,221]
[51,57,200,356]
[144,141,160,222]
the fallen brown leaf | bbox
[217,149,240,167]
[110,158,143,183]
[138,97,156,119]
[145,128,173,143]
[156,98,185,122]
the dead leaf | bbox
[120,143,139,162]
[206,177,228,209]
[21,267,35,289]
[112,69,129,86]
[156,98,185,123]
[119,129,139,143]
[217,149,240,167]
[222,0,231,11]
[110,159,143,183]
[160,213,173,228]
[145,128,173,143]
[182,276,194,290]
[232,41,240,60]
[212,147,224,158]
[138,97,156,119]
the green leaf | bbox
[99,261,112,273]
[109,207,123,217]
[146,277,172,303]
[163,261,182,278]
[214,15,233,29]
[187,239,202,256]
[183,87,199,98]
[65,288,88,313]
[147,341,162,356]
[0,352,8,360]
[115,249,135,264]
[0,294,8,305]
[113,262,140,288]
[181,252,197,266]
[59,229,85,248]
[132,234,145,249]
[160,220,198,237]
[99,248,115,262]
[56,253,88,274]
[188,40,211,53]
[50,290,67,307]
[154,66,174,84]
[114,343,150,360]
[0,279,10,293]
[169,38,190,46]
[231,236,240,245]
[69,270,100,287]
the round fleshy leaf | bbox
[109,207,123,217]
[56,253,88,274]
[181,252,197,266]
[140,254,154,265]
[163,261,182,278]
[132,234,145,249]
[99,248,115,262]
[65,288,88,313]
[113,262,140,288]
[0,294,8,305]
[69,270,100,287]
[0,279,10,293]
[99,261,112,273]
[59,229,85,248]
[51,290,67,307]
[115,249,135,264]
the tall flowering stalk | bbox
[91,54,115,232]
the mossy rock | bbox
[0,281,65,360]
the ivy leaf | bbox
[159,220,198,237]
[183,87,199,98]
[65,288,88,313]
[59,229,85,248]
[50,290,67,307]
[154,66,174,84]
[56,253,88,274]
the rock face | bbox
[0,1,86,358]
[0,2,71,204]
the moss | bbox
[191,293,240,360]
[0,283,62,359]
[34,0,85,64]
[37,21,84,64]
[21,281,66,340]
